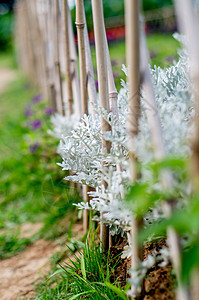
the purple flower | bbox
[111,60,117,66]
[150,51,157,59]
[32,94,43,104]
[95,81,98,90]
[113,72,119,79]
[29,142,39,153]
[166,55,176,63]
[31,120,42,130]
[45,107,54,115]
[24,107,33,117]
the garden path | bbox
[0,68,16,93]
[0,222,83,299]
[0,67,81,299]
[0,238,61,299]
[0,68,60,299]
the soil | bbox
[0,221,84,300]
[143,239,175,300]
[0,68,17,93]
[0,239,61,300]
[19,222,43,239]
[110,238,176,300]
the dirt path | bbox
[0,221,83,300]
[0,68,17,93]
[0,67,84,299]
[0,239,61,300]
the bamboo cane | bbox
[38,0,52,105]
[75,0,90,233]
[54,0,64,115]
[68,5,81,118]
[76,0,88,116]
[102,25,119,118]
[32,0,48,99]
[91,0,111,251]
[83,13,97,121]
[24,0,41,88]
[125,0,142,297]
[62,0,73,117]
[140,20,189,300]
[174,1,199,300]
[47,0,57,112]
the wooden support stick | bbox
[140,20,188,300]
[102,24,119,118]
[62,0,73,117]
[91,0,111,251]
[83,12,97,121]
[125,0,142,297]
[68,10,81,118]
[54,0,64,115]
[76,0,89,233]
[76,0,88,116]
[174,1,199,300]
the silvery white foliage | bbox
[48,113,79,139]
[56,37,193,236]
[58,114,104,187]
[127,246,170,297]
[132,52,193,162]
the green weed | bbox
[35,233,129,299]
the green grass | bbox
[35,233,129,300]
[0,52,80,259]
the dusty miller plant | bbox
[50,35,193,252]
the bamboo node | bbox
[75,22,85,29]
[109,91,118,98]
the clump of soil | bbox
[143,239,175,300]
[110,238,176,300]
[143,264,175,300]
[110,238,131,287]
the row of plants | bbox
[15,0,199,299]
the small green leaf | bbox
[69,290,96,300]
[81,253,86,280]
[104,281,129,300]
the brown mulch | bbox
[110,237,176,300]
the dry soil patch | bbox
[0,68,17,94]
[0,239,60,300]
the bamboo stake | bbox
[91,0,111,250]
[47,0,57,111]
[75,0,89,233]
[83,13,97,121]
[140,21,189,300]
[68,5,81,118]
[125,0,142,297]
[25,0,41,88]
[76,0,88,116]
[174,1,199,300]
[102,24,119,118]
[38,0,52,105]
[62,0,73,116]
[32,0,48,99]
[54,0,64,115]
